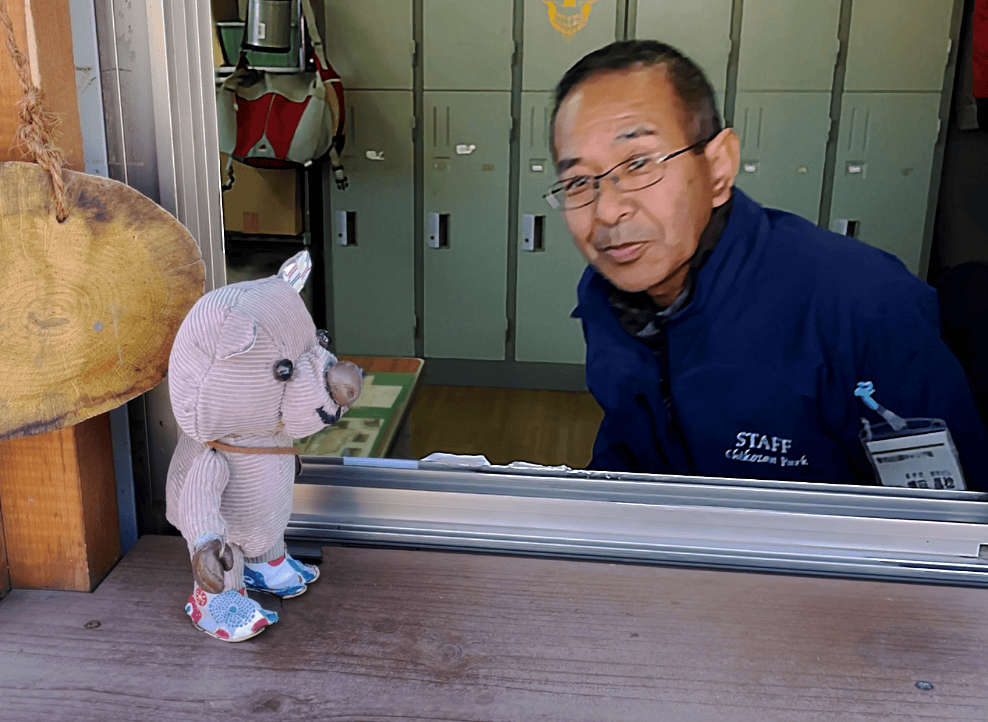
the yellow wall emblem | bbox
[544,0,596,39]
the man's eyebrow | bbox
[556,158,581,174]
[556,128,660,174]
[614,126,657,142]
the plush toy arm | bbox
[191,535,235,593]
[177,448,232,560]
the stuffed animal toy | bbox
[165,251,362,641]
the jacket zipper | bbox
[654,322,698,475]
[636,393,672,470]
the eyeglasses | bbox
[544,136,714,211]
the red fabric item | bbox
[230,92,311,163]
[975,0,988,98]
[314,55,346,140]
[329,82,346,140]
[232,92,272,158]
[266,95,311,159]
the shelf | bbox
[224,231,311,247]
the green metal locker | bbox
[324,0,414,89]
[828,93,942,275]
[424,0,515,90]
[330,91,416,356]
[516,92,588,365]
[736,0,841,92]
[633,0,733,92]
[522,0,620,91]
[843,0,954,92]
[423,91,512,360]
[733,92,832,223]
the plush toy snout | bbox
[327,360,363,407]
[281,347,362,438]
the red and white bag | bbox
[217,0,347,189]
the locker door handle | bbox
[521,214,545,252]
[831,219,859,238]
[335,211,356,246]
[428,212,450,248]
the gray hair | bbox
[551,40,722,163]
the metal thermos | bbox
[244,0,293,52]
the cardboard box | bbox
[221,154,304,236]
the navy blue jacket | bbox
[573,189,988,489]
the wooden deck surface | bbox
[1,535,987,721]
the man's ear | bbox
[704,127,740,206]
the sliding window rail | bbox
[289,460,988,587]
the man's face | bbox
[553,66,736,303]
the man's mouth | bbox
[599,241,646,263]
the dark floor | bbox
[2,535,988,721]
[407,385,603,467]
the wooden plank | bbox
[0,0,29,159]
[1,535,987,721]
[27,0,84,171]
[0,416,120,590]
[0,0,119,591]
[0,0,84,170]
[0,503,8,598]
[75,414,122,589]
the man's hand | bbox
[192,537,235,593]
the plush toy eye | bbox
[273,359,294,381]
[316,329,331,350]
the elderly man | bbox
[549,40,987,489]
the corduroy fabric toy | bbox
[165,251,362,641]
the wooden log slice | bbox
[0,161,205,441]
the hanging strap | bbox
[236,14,250,70]
[206,440,302,476]
[206,440,299,456]
[300,0,348,189]
[299,0,329,72]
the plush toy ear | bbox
[215,312,257,359]
[278,250,312,293]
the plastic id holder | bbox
[859,418,966,491]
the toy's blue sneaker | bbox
[185,585,278,642]
[244,554,320,599]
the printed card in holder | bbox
[859,418,966,490]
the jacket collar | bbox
[607,192,735,339]
[574,188,768,330]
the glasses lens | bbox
[547,184,593,210]
[615,155,665,193]
[563,179,594,209]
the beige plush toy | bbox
[165,251,361,641]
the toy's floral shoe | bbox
[244,554,320,599]
[185,585,278,642]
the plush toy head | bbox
[168,251,360,442]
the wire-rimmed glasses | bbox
[544,136,714,211]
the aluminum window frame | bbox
[289,460,988,587]
[130,0,988,588]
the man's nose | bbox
[593,176,632,225]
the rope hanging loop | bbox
[0,0,70,221]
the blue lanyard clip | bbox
[855,381,907,431]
